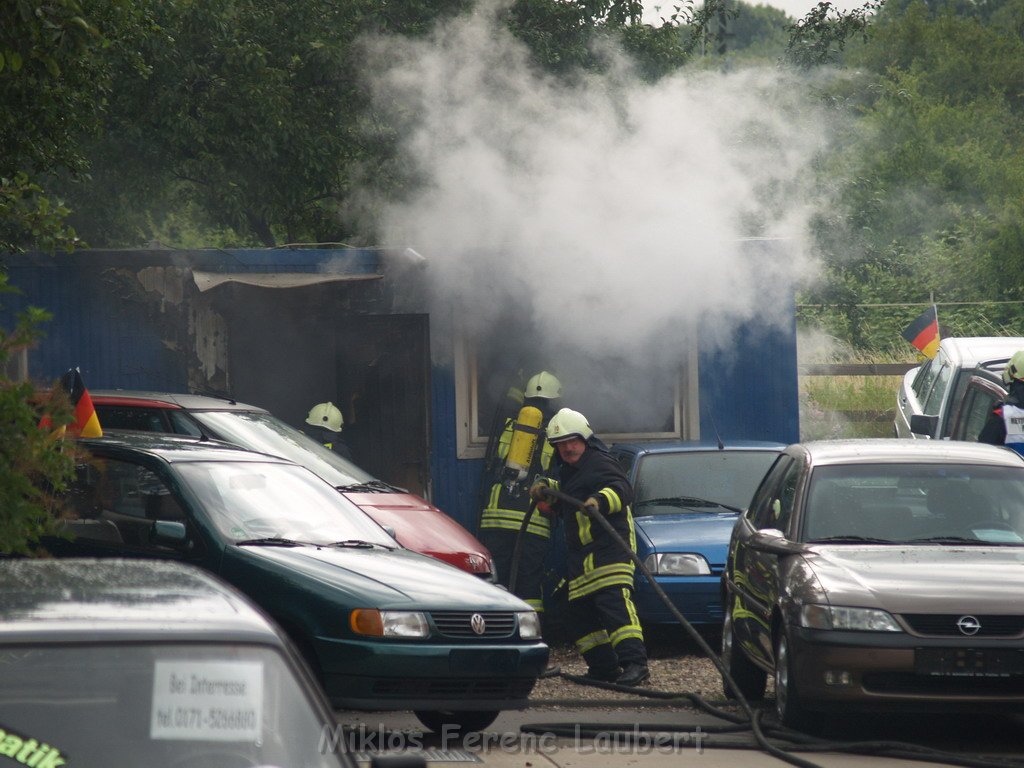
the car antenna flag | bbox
[901,303,940,359]
[59,367,104,437]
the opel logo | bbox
[470,613,486,635]
[956,615,981,636]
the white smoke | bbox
[364,2,833,362]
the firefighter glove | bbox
[583,497,600,516]
[536,501,554,517]
[529,481,550,500]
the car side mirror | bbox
[152,520,188,546]
[750,528,801,555]
[910,414,938,437]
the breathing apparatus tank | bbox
[502,405,544,491]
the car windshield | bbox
[0,643,343,767]
[177,461,396,546]
[803,463,1024,545]
[633,451,779,514]
[191,410,376,487]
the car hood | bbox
[231,543,519,610]
[804,546,1024,613]
[634,513,738,563]
[344,491,493,575]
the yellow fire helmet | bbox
[546,407,593,444]
[306,402,343,432]
[1005,351,1024,384]
[524,371,562,399]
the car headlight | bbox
[350,609,429,638]
[800,604,901,632]
[517,611,542,639]
[642,553,711,576]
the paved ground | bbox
[335,698,1024,768]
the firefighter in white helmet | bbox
[978,351,1024,455]
[478,371,562,616]
[529,407,650,687]
[304,402,354,461]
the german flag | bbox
[901,305,940,359]
[60,367,103,437]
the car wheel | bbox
[774,628,817,732]
[414,710,500,734]
[720,609,767,700]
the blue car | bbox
[610,440,784,629]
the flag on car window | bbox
[54,367,103,437]
[901,305,940,358]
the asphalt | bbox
[334,703,1024,768]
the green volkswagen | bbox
[54,432,548,733]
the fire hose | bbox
[511,486,1023,768]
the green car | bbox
[55,432,548,733]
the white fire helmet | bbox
[546,408,593,444]
[525,371,562,400]
[306,402,343,432]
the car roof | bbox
[794,438,1024,467]
[612,439,786,455]
[0,559,285,644]
[91,390,267,413]
[937,337,1024,368]
[79,430,292,464]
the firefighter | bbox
[978,351,1024,454]
[478,371,562,616]
[530,408,650,687]
[304,401,354,461]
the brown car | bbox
[722,439,1024,730]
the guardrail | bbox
[799,363,917,376]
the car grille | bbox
[371,678,536,699]
[431,611,517,638]
[901,614,1024,637]
[863,673,1024,696]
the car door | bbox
[950,376,1005,442]
[58,455,209,564]
[727,454,796,665]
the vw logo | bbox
[956,615,981,636]
[470,613,486,635]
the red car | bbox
[91,391,494,579]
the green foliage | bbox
[0,274,76,554]
[786,0,882,68]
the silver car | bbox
[722,439,1024,730]
[894,336,1024,439]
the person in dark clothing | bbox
[478,371,562,614]
[978,351,1024,455]
[303,401,354,461]
[530,407,650,687]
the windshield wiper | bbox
[636,496,741,513]
[336,480,401,493]
[329,539,395,550]
[235,537,305,547]
[906,536,987,544]
[808,535,895,544]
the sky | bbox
[642,0,837,24]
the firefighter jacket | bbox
[479,417,555,539]
[979,382,1024,455]
[543,438,636,601]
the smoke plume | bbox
[363,2,833,370]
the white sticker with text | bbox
[151,660,263,741]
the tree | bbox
[0,0,147,253]
[0,273,76,553]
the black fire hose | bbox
[521,488,1024,768]
[531,486,821,768]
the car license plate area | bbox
[449,649,518,675]
[915,648,1024,677]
